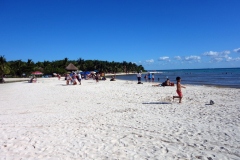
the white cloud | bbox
[202,50,233,63]
[210,57,223,62]
[174,56,182,60]
[235,57,240,61]
[184,56,201,61]
[158,62,167,65]
[233,48,240,53]
[202,50,230,57]
[226,57,233,62]
[226,57,240,62]
[209,56,240,63]
[158,56,170,61]
[146,59,154,63]
[202,51,218,56]
[221,50,231,54]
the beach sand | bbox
[0,78,240,159]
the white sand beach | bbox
[0,78,240,159]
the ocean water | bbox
[116,68,240,88]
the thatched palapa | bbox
[65,63,78,71]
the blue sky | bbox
[1,0,240,70]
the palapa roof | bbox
[65,63,78,71]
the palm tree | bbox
[0,55,10,83]
[63,57,68,67]
[77,58,86,71]
[122,61,127,73]
[13,60,25,77]
[25,59,35,75]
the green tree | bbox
[9,60,25,77]
[3,57,146,77]
[0,56,10,83]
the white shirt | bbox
[137,73,141,77]
[78,74,81,79]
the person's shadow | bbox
[142,102,172,104]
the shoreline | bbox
[105,71,161,76]
[114,78,240,89]
[2,77,240,89]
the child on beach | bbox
[144,74,147,82]
[173,77,186,103]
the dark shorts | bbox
[137,77,141,81]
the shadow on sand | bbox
[142,102,172,104]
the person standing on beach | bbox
[144,74,147,82]
[66,74,70,85]
[173,77,186,103]
[77,71,81,85]
[72,73,77,85]
[152,73,155,82]
[136,72,142,83]
[148,72,152,82]
[95,73,99,82]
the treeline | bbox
[0,56,145,78]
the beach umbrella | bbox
[31,71,43,78]
[53,73,57,76]
[84,71,90,75]
[31,71,43,75]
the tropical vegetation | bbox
[0,56,145,80]
[0,56,11,83]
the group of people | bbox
[65,72,107,85]
[137,72,172,85]
[66,71,82,85]
[136,72,186,103]
[143,73,156,82]
[136,72,157,83]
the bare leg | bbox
[179,97,182,103]
[173,96,183,103]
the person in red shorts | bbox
[173,77,186,103]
